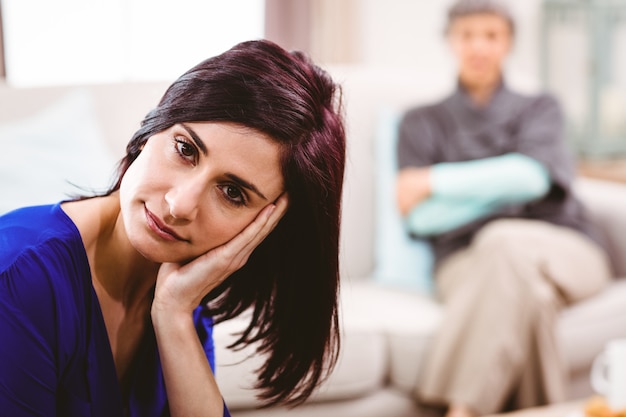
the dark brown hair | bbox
[107,40,345,406]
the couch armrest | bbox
[574,177,626,277]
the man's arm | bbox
[405,195,496,236]
[396,153,550,236]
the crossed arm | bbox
[396,153,550,236]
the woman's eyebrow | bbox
[225,173,268,201]
[180,123,208,155]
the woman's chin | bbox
[129,239,191,265]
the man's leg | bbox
[416,219,611,415]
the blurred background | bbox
[1,0,625,175]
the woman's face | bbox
[447,12,512,90]
[119,122,284,264]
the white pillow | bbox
[0,89,118,214]
[372,107,434,294]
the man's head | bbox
[445,0,514,91]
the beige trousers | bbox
[416,219,611,415]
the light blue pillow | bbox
[0,90,118,214]
[372,107,434,294]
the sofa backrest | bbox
[0,81,169,156]
[0,81,170,214]
[328,66,454,280]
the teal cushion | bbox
[372,107,434,294]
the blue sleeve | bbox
[0,258,58,417]
[223,402,232,417]
[405,153,550,237]
[193,305,231,417]
[193,305,216,373]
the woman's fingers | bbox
[154,193,289,312]
[180,193,288,283]
[224,193,289,269]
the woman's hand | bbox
[151,194,287,417]
[152,193,289,317]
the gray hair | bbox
[445,0,515,35]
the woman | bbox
[396,1,610,416]
[0,39,346,417]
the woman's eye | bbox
[220,185,246,206]
[175,138,197,160]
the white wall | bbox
[4,0,545,90]
[352,0,544,93]
[2,0,265,87]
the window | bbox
[1,0,264,87]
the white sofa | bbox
[2,66,626,417]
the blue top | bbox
[0,204,230,417]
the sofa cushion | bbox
[231,388,419,417]
[372,107,435,294]
[340,280,442,393]
[558,279,626,375]
[308,327,387,402]
[214,309,387,410]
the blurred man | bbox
[396,1,611,416]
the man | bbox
[396,1,611,417]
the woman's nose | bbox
[164,177,206,222]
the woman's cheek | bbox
[197,211,257,250]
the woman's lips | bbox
[144,207,187,242]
